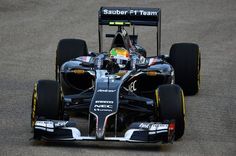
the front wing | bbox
[34,120,175,143]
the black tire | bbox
[31,80,63,127]
[56,39,88,81]
[157,84,185,140]
[169,43,201,95]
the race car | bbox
[31,7,201,143]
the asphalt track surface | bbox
[0,0,236,155]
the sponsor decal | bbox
[54,121,68,127]
[100,75,118,83]
[129,80,137,92]
[97,89,116,93]
[94,104,113,109]
[95,100,114,104]
[139,123,168,130]
[35,121,54,132]
[103,9,128,15]
[103,9,158,16]
[94,104,113,112]
[139,123,150,129]
[149,124,168,131]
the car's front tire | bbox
[156,84,185,140]
[31,80,63,127]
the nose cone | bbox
[96,128,105,140]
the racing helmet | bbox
[109,47,130,68]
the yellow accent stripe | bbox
[181,89,186,125]
[32,83,37,127]
[181,90,186,115]
[155,89,159,107]
[72,69,85,74]
[197,50,201,90]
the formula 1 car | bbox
[31,7,200,143]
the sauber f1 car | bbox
[31,7,201,144]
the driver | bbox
[109,47,130,69]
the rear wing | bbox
[98,7,162,55]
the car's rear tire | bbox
[31,80,63,127]
[169,43,201,95]
[56,39,88,81]
[156,84,185,140]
